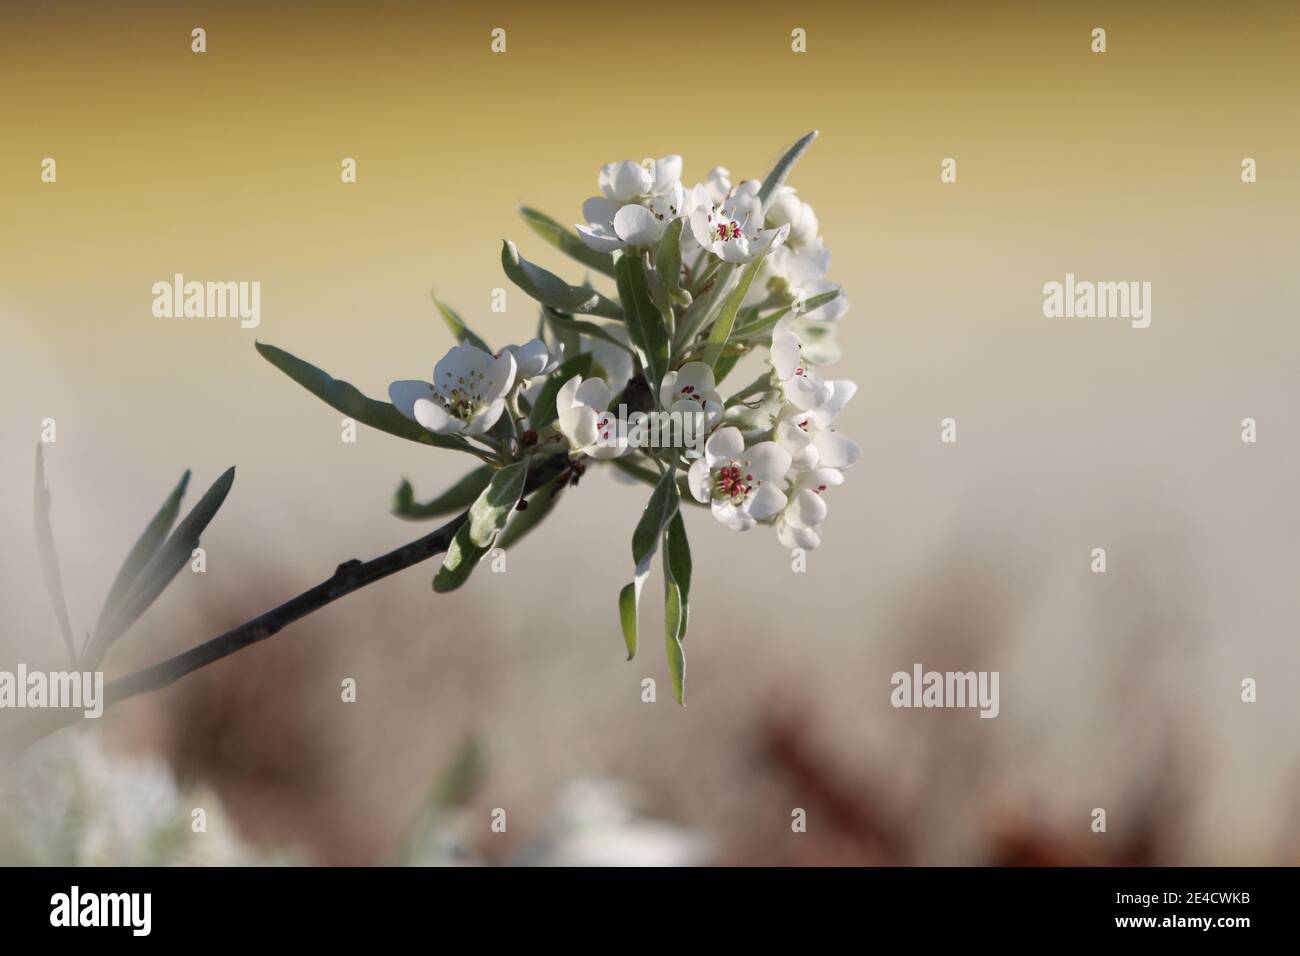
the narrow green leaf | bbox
[431,293,490,352]
[468,460,528,547]
[256,342,468,452]
[619,470,679,661]
[699,256,765,371]
[672,261,737,351]
[732,289,841,342]
[433,460,529,592]
[33,445,76,663]
[614,251,671,394]
[663,575,686,705]
[392,465,494,521]
[87,467,236,663]
[497,483,564,551]
[433,522,487,594]
[94,469,191,639]
[501,241,622,319]
[661,508,689,706]
[654,219,690,304]
[528,352,593,431]
[757,130,819,213]
[618,582,639,660]
[632,469,680,565]
[665,510,692,641]
[518,206,617,279]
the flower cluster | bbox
[264,131,854,702]
[390,140,856,553]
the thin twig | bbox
[1,455,570,755]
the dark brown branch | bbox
[1,455,570,755]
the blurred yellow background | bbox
[2,0,1298,863]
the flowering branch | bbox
[3,456,571,754]
[20,131,857,744]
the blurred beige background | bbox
[2,0,1298,863]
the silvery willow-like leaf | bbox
[618,469,679,661]
[433,460,528,593]
[662,510,691,704]
[699,256,765,373]
[431,293,491,352]
[256,342,471,453]
[501,241,621,319]
[93,469,191,641]
[392,465,494,521]
[731,288,841,342]
[613,250,671,395]
[654,218,691,306]
[86,467,236,664]
[756,130,819,214]
[32,445,76,663]
[517,206,617,279]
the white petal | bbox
[464,398,506,436]
[715,237,754,263]
[777,419,819,470]
[556,374,583,412]
[559,405,598,449]
[711,500,755,531]
[575,223,624,252]
[689,207,715,251]
[388,380,434,422]
[483,350,517,399]
[785,373,833,411]
[687,459,712,504]
[766,188,802,230]
[600,160,653,201]
[704,167,731,204]
[803,467,845,491]
[813,431,861,469]
[574,376,612,412]
[651,154,683,193]
[705,426,744,465]
[770,329,802,380]
[412,397,464,435]
[658,369,678,409]
[670,361,715,397]
[744,441,793,481]
[613,204,662,246]
[785,488,827,529]
[806,379,856,427]
[778,520,821,550]
[582,196,622,226]
[746,483,787,521]
[508,338,551,379]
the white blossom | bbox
[390,343,516,436]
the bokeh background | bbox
[2,0,1298,864]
